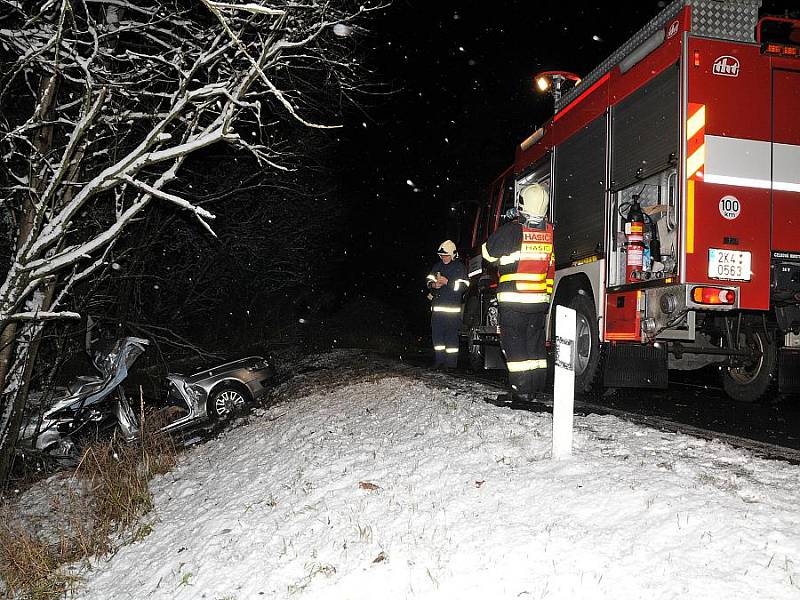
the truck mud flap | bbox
[603,343,668,389]
[778,348,800,394]
[484,345,505,370]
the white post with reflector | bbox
[552,304,576,459]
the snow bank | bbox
[75,362,800,599]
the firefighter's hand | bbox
[436,275,448,286]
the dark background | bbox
[51,0,796,367]
[327,0,797,348]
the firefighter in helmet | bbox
[482,183,554,402]
[426,240,469,369]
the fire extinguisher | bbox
[624,196,645,283]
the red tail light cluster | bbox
[691,286,736,305]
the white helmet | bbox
[520,183,549,218]
[437,239,457,258]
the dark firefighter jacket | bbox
[481,219,555,311]
[426,259,469,312]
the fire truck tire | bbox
[462,296,484,372]
[721,329,777,403]
[466,335,484,372]
[568,292,602,396]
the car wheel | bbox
[208,386,248,421]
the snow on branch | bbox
[7,311,81,322]
[121,175,218,237]
[0,0,379,328]
[205,2,287,16]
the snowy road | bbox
[69,351,800,600]
[411,352,800,454]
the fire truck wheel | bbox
[467,335,484,372]
[568,292,602,396]
[463,297,484,372]
[721,329,777,403]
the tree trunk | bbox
[0,73,58,483]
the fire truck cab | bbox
[463,0,800,402]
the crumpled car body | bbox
[19,337,149,456]
[146,356,274,436]
[19,338,274,456]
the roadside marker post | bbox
[553,304,576,459]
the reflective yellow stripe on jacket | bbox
[506,359,548,372]
[481,243,498,263]
[432,305,461,313]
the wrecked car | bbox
[19,337,275,458]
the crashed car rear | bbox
[156,356,274,435]
[19,337,275,458]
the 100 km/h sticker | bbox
[719,195,741,220]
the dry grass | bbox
[76,414,177,542]
[0,519,81,599]
[0,411,178,599]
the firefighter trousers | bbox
[499,305,548,397]
[431,308,461,368]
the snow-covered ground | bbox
[37,353,800,598]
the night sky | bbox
[333,0,795,330]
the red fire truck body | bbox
[463,0,800,402]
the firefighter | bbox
[482,183,554,402]
[426,240,469,369]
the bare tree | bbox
[0,0,379,480]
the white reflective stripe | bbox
[433,345,446,351]
[497,292,550,304]
[433,306,461,313]
[775,181,800,193]
[701,137,800,192]
[704,174,800,192]
[499,251,521,265]
[706,135,770,185]
[454,279,470,291]
[445,348,459,354]
[482,243,498,262]
[507,359,548,372]
[774,142,800,191]
[703,173,771,189]
[468,268,482,277]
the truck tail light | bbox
[691,286,735,305]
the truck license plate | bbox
[708,248,751,281]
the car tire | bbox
[207,386,248,421]
[567,292,603,397]
[721,328,777,403]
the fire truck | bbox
[462,0,800,402]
